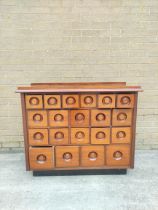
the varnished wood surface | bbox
[17,82,142,172]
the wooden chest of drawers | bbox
[16,82,142,175]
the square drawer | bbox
[70,110,90,127]
[117,94,135,108]
[112,127,131,144]
[91,109,111,127]
[106,145,130,166]
[28,129,48,146]
[112,109,132,126]
[29,147,54,170]
[62,95,79,108]
[48,110,68,127]
[80,94,96,108]
[44,95,61,109]
[25,95,43,109]
[91,128,110,144]
[81,146,105,167]
[49,128,69,145]
[98,94,116,108]
[71,128,90,145]
[55,146,79,168]
[27,110,48,128]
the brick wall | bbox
[0,0,158,151]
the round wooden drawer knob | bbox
[96,131,106,139]
[29,97,39,105]
[47,97,57,105]
[121,96,131,105]
[84,96,93,104]
[63,152,72,161]
[75,113,85,121]
[96,113,106,121]
[54,114,64,122]
[33,132,44,140]
[88,151,98,161]
[66,97,76,105]
[102,96,112,105]
[75,131,85,139]
[117,113,127,121]
[37,154,47,163]
[33,114,43,122]
[113,151,123,160]
[117,131,126,139]
[55,132,64,140]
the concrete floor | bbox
[0,150,157,210]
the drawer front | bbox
[25,95,43,109]
[80,94,97,108]
[55,146,79,168]
[81,146,105,167]
[28,129,48,146]
[98,94,116,108]
[91,128,110,144]
[112,109,132,126]
[117,94,135,108]
[49,110,68,127]
[71,128,90,145]
[112,127,131,144]
[49,128,69,145]
[70,110,90,127]
[44,95,61,109]
[91,109,111,127]
[106,145,130,166]
[27,110,48,128]
[29,147,54,170]
[62,95,79,108]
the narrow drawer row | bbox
[27,108,133,128]
[29,144,131,170]
[25,94,135,109]
[28,127,131,146]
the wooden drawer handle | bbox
[117,113,127,121]
[47,97,57,105]
[33,132,44,140]
[75,113,85,121]
[96,131,106,139]
[63,152,72,161]
[55,132,64,140]
[36,154,47,163]
[84,96,93,104]
[88,151,98,161]
[96,113,106,121]
[121,96,131,105]
[102,96,112,105]
[33,114,43,122]
[116,131,126,139]
[29,97,39,105]
[75,131,85,139]
[54,114,64,121]
[113,151,123,160]
[66,97,76,105]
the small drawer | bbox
[106,145,130,166]
[25,95,43,109]
[55,146,79,168]
[28,129,48,146]
[29,147,54,170]
[81,146,105,167]
[80,94,96,108]
[91,109,111,127]
[117,94,135,108]
[98,94,116,108]
[91,128,110,144]
[62,95,79,108]
[27,110,48,128]
[48,110,68,127]
[44,95,61,109]
[112,109,132,126]
[112,127,131,144]
[49,128,69,145]
[70,110,90,127]
[71,128,90,145]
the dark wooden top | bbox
[16,82,143,93]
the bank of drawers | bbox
[26,93,134,170]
